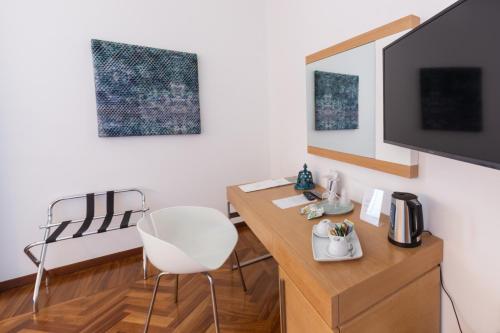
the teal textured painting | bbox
[91,39,200,137]
[315,71,358,130]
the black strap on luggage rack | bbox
[120,210,133,229]
[73,193,95,238]
[46,220,72,243]
[98,191,115,233]
[23,188,149,313]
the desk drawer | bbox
[273,235,338,328]
[279,267,336,333]
[339,267,440,333]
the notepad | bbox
[239,178,293,193]
[272,194,314,209]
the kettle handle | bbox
[408,199,424,238]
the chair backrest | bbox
[137,206,237,274]
[137,214,207,274]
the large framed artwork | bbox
[91,39,200,137]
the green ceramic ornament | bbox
[295,163,315,190]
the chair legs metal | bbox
[144,272,169,333]
[233,250,247,292]
[205,273,220,333]
[144,273,220,333]
[174,274,179,303]
[142,248,148,280]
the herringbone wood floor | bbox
[0,226,280,332]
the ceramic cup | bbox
[315,219,331,237]
[328,234,353,257]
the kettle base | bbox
[388,236,422,248]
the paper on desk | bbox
[239,178,292,193]
[272,194,314,209]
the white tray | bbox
[311,230,363,262]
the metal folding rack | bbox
[24,188,149,312]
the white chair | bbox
[137,206,247,333]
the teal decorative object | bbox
[295,164,315,190]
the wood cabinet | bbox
[279,267,334,333]
[279,266,440,333]
[339,267,440,333]
[227,183,443,332]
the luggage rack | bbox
[24,188,149,312]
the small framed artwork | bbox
[314,71,359,131]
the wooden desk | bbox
[227,183,443,333]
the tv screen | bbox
[383,0,500,169]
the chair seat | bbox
[168,222,236,270]
[138,206,238,274]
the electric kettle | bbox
[388,192,424,247]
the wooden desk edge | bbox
[227,184,443,329]
[227,185,340,327]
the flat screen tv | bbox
[383,0,500,169]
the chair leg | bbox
[233,250,247,292]
[205,273,220,333]
[174,274,179,303]
[144,272,168,333]
[142,248,148,280]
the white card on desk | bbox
[239,178,292,193]
[272,194,314,209]
[360,188,385,226]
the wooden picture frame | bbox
[306,15,420,178]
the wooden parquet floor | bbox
[0,227,280,333]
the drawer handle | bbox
[279,279,287,333]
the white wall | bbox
[265,1,500,332]
[0,0,269,281]
[2,1,499,332]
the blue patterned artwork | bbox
[91,39,200,137]
[314,71,358,130]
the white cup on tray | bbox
[327,221,354,257]
[327,235,353,257]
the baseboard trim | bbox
[0,247,142,292]
[1,224,249,293]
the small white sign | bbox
[360,188,385,226]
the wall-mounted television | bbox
[383,0,500,169]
